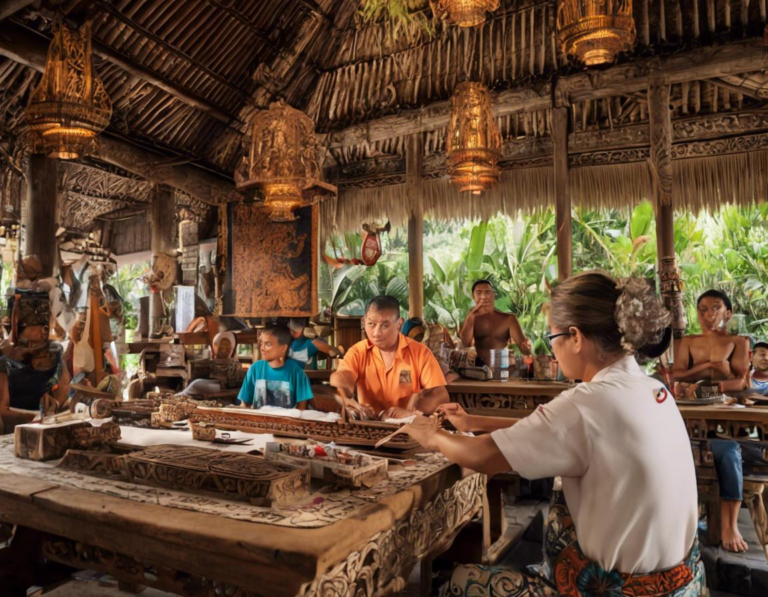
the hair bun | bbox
[614,277,671,353]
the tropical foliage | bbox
[321,202,768,345]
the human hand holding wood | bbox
[435,402,473,432]
[334,388,376,420]
[401,414,444,451]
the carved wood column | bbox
[406,134,424,319]
[649,77,686,338]
[23,154,59,278]
[552,107,572,281]
[149,184,176,337]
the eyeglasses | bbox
[545,331,572,355]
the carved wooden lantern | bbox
[557,0,636,66]
[446,82,502,194]
[235,101,336,223]
[25,21,112,160]
[431,0,499,27]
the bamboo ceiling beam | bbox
[0,20,239,125]
[96,136,239,205]
[0,1,34,22]
[324,42,768,149]
[94,1,251,104]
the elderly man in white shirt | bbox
[403,272,703,597]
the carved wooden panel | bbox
[125,444,310,506]
[221,203,318,317]
[190,408,420,451]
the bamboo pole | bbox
[552,107,572,281]
[406,134,424,319]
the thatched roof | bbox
[0,0,766,249]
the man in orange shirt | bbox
[330,295,448,420]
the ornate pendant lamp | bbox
[25,21,112,160]
[557,0,636,66]
[431,0,499,28]
[446,82,502,195]
[235,101,336,223]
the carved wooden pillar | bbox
[23,154,59,278]
[149,184,176,337]
[552,107,572,281]
[406,133,424,319]
[649,77,686,338]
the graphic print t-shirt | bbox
[751,376,768,395]
[236,358,313,409]
[289,336,320,369]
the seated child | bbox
[750,341,768,395]
[236,323,313,410]
[286,318,342,369]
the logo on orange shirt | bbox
[399,369,412,384]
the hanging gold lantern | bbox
[235,101,336,223]
[25,21,112,160]
[446,82,502,195]
[557,0,636,66]
[431,0,499,27]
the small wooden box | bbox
[265,442,388,488]
[14,421,121,461]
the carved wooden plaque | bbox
[221,203,317,317]
[124,444,310,506]
[190,408,420,451]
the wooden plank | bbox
[0,0,34,21]
[0,480,396,596]
[24,155,59,277]
[446,380,569,395]
[678,405,768,422]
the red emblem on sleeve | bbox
[654,387,669,404]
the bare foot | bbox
[721,526,749,553]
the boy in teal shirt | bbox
[236,323,313,409]
[286,318,343,369]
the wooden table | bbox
[446,379,570,414]
[0,433,483,597]
[678,404,768,439]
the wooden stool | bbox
[743,476,768,559]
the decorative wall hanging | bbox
[25,21,112,159]
[323,221,391,267]
[234,101,336,223]
[219,203,317,317]
[446,82,502,194]
[431,0,499,28]
[557,0,636,65]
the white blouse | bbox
[492,355,698,574]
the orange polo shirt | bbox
[335,335,447,414]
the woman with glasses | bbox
[403,271,703,596]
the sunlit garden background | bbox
[321,201,768,352]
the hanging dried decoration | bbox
[235,101,336,223]
[557,0,636,66]
[25,21,112,160]
[431,0,499,27]
[446,82,502,194]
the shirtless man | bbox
[673,289,751,553]
[459,280,531,365]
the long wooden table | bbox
[446,379,570,413]
[0,432,484,597]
